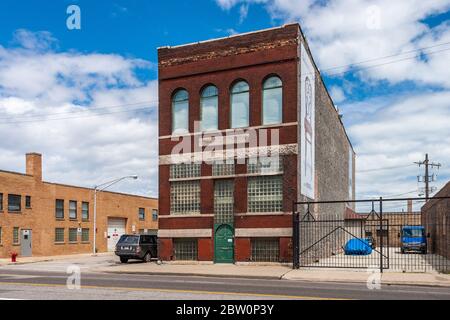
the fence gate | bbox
[293,197,450,273]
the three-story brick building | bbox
[157,23,355,263]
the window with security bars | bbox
[212,162,235,176]
[173,238,198,261]
[248,176,283,212]
[170,181,200,215]
[82,228,90,242]
[251,238,280,262]
[170,163,201,179]
[214,180,234,224]
[69,228,78,243]
[13,227,19,244]
[247,156,283,174]
[55,228,64,243]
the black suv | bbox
[115,234,158,263]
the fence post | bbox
[292,201,300,269]
[379,197,384,273]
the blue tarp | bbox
[344,238,373,256]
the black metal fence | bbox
[293,197,450,273]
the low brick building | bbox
[0,153,158,258]
[157,24,355,263]
[422,182,450,259]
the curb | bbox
[99,269,283,280]
[281,276,450,288]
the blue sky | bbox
[0,0,449,208]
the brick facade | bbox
[157,24,354,263]
[0,153,158,258]
[422,182,450,259]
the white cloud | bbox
[0,30,158,197]
[344,90,450,199]
[216,0,450,88]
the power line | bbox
[0,105,153,125]
[0,100,158,121]
[326,47,450,77]
[320,41,450,73]
[357,164,415,173]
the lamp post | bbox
[92,175,138,256]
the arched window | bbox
[230,81,249,128]
[262,76,283,125]
[172,89,189,134]
[200,85,218,131]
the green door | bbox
[214,224,234,263]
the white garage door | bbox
[107,218,127,252]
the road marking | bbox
[0,281,348,300]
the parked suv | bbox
[115,234,158,263]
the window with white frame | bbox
[170,163,201,179]
[170,181,200,215]
[262,76,283,125]
[231,81,249,128]
[200,85,219,131]
[248,176,283,212]
[172,89,189,134]
[13,227,19,244]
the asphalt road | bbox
[0,268,449,300]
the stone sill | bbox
[54,242,66,245]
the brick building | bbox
[422,182,450,259]
[157,24,355,263]
[0,153,158,258]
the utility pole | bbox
[415,154,441,201]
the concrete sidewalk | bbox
[97,263,293,280]
[98,263,450,287]
[0,252,112,266]
[283,269,450,288]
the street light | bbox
[92,175,138,256]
